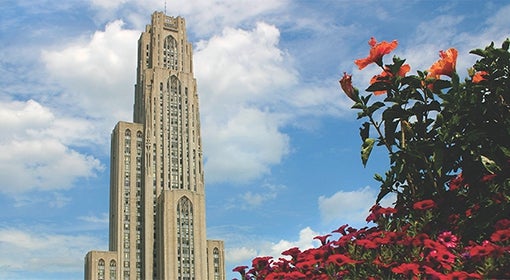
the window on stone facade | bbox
[213,248,220,280]
[98,258,105,280]
[177,196,194,280]
[163,35,178,70]
[109,260,116,280]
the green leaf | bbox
[374,173,383,182]
[366,81,390,92]
[469,48,486,57]
[499,146,510,157]
[481,155,501,174]
[361,138,375,167]
[502,38,510,51]
[401,76,422,88]
[360,122,370,142]
[432,79,452,91]
[351,102,365,110]
[384,119,398,146]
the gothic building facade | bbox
[84,11,225,280]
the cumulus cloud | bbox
[195,23,296,184]
[42,19,138,125]
[175,0,289,36]
[204,108,290,183]
[226,226,319,265]
[318,186,396,227]
[0,100,103,195]
[0,227,105,274]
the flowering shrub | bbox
[233,38,510,279]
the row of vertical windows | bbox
[97,259,116,280]
[123,130,131,279]
[135,131,143,280]
[154,76,201,194]
[177,197,194,280]
[123,128,143,280]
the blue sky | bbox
[0,0,509,279]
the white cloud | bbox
[78,213,110,224]
[195,23,296,184]
[42,19,138,125]
[203,107,289,183]
[235,183,286,209]
[0,227,105,274]
[318,186,396,227]
[0,100,104,195]
[195,22,297,110]
[226,226,319,265]
[226,246,258,263]
[269,227,319,256]
[181,0,289,35]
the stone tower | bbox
[84,11,225,280]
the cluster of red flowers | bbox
[235,37,510,279]
[339,37,480,100]
[233,203,510,279]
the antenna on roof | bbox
[164,0,167,14]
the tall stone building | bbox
[84,11,225,280]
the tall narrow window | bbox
[176,196,194,280]
[213,248,220,280]
[109,260,117,280]
[170,75,180,189]
[98,259,105,280]
[163,35,178,70]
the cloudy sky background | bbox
[1,0,509,279]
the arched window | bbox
[98,259,105,280]
[176,196,194,280]
[213,248,220,280]
[169,76,180,190]
[109,260,117,280]
[163,35,178,70]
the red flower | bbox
[429,248,456,269]
[472,70,488,83]
[469,244,494,257]
[448,173,465,191]
[420,265,443,279]
[427,48,458,79]
[355,239,378,249]
[313,234,331,246]
[326,253,360,266]
[413,199,436,210]
[355,37,398,69]
[491,229,510,242]
[232,265,248,275]
[339,72,359,101]
[366,205,398,222]
[369,64,411,95]
[437,231,459,248]
[412,233,430,246]
[495,219,510,230]
[295,259,316,270]
[252,256,272,270]
[332,224,349,236]
[282,247,301,260]
[445,271,482,280]
[391,263,420,276]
